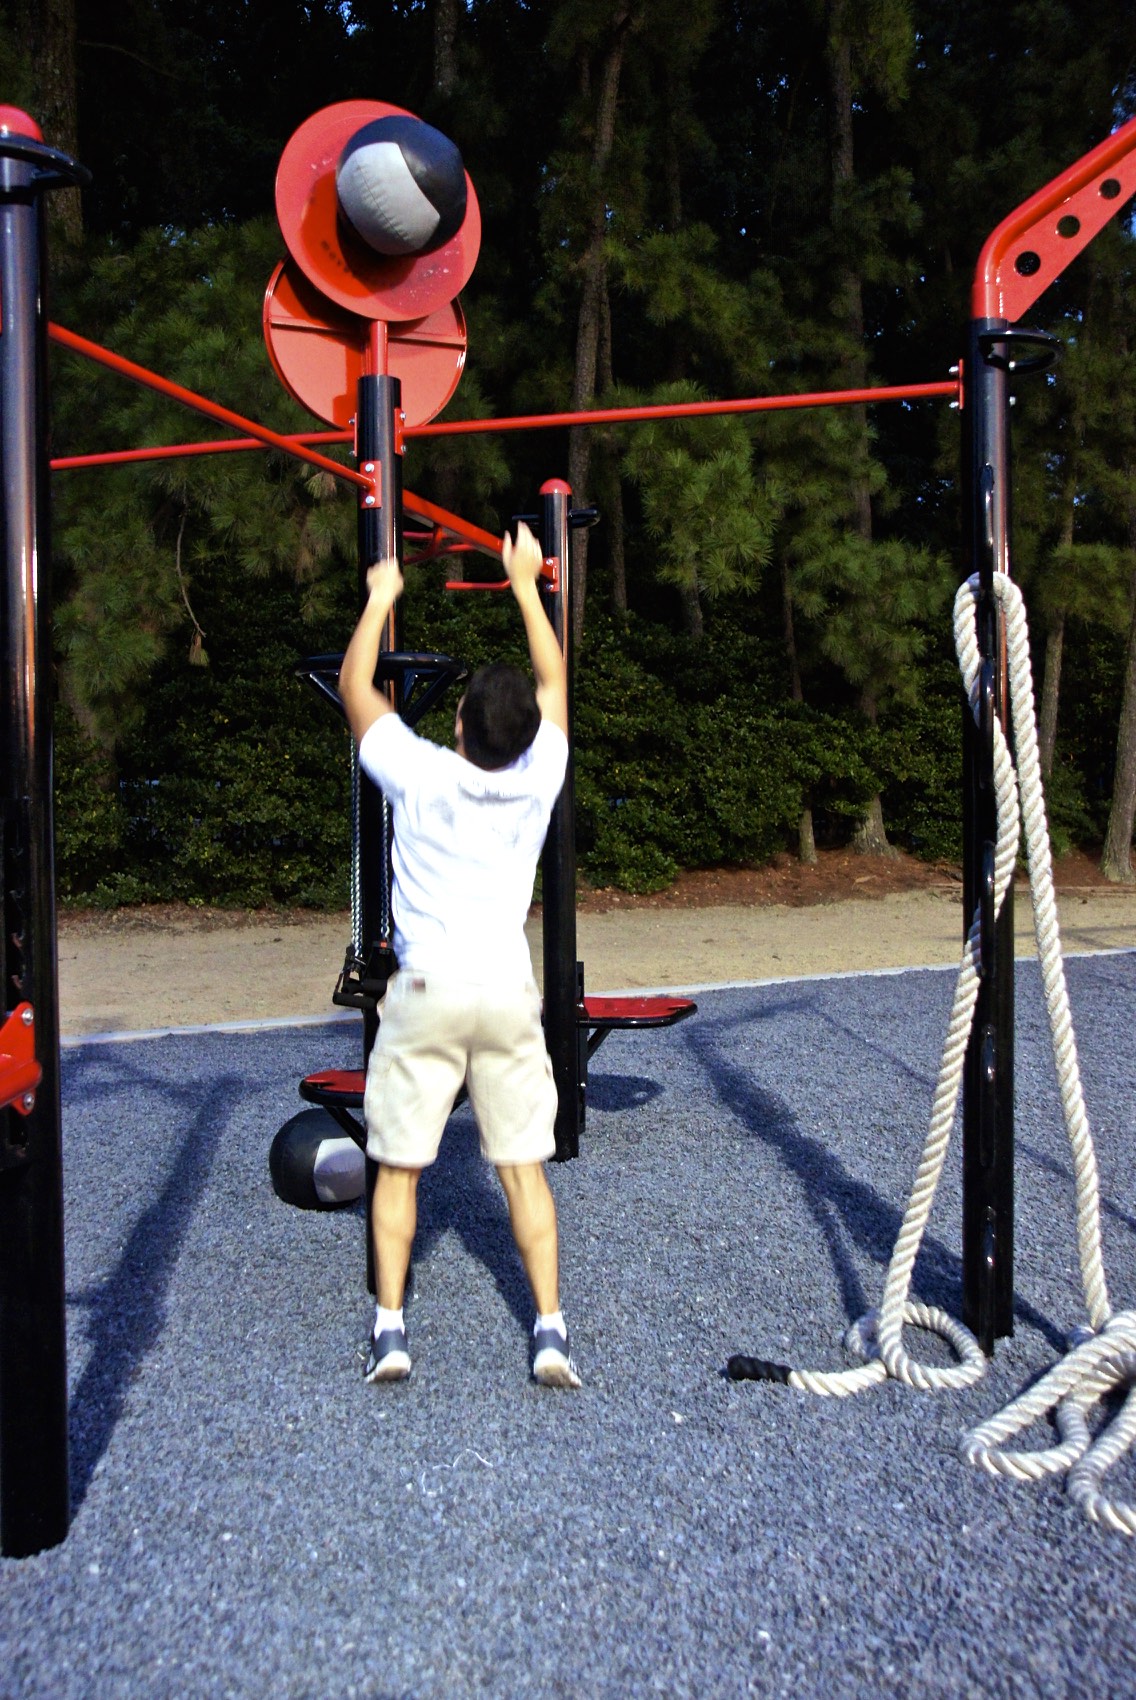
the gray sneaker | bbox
[532,1324,581,1388]
[364,1324,411,1383]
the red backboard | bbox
[275,100,481,323]
[263,259,467,429]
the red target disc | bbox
[263,258,468,429]
[275,100,481,323]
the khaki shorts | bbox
[364,971,558,1169]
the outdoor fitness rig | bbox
[4,94,1136,1553]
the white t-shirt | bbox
[357,713,569,982]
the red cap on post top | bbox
[0,108,43,140]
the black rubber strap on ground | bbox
[725,1355,793,1384]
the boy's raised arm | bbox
[338,557,405,745]
[502,521,568,735]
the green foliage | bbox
[1052,622,1129,838]
[811,534,955,713]
[43,0,1136,907]
[55,559,354,909]
[878,668,965,862]
[618,387,782,599]
[54,706,130,902]
[573,614,886,890]
[0,6,36,114]
[1042,759,1099,860]
[51,220,357,746]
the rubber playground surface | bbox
[3,950,1136,1699]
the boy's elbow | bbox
[344,682,392,746]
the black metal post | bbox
[960,319,1015,1353]
[0,112,87,1557]
[356,368,403,1291]
[538,480,582,1161]
[355,370,404,1064]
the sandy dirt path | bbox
[57,884,1136,1038]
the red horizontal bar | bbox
[48,324,371,490]
[52,429,352,473]
[406,380,959,439]
[49,377,959,474]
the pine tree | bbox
[50,219,357,745]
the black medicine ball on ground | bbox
[269,1107,366,1209]
[336,115,467,257]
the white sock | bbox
[535,1310,566,1340]
[375,1305,404,1335]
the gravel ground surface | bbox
[2,953,1135,1698]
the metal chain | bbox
[350,750,363,959]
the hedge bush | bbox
[54,583,984,908]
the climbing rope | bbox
[730,570,1136,1534]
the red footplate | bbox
[579,995,697,1029]
[298,997,695,1109]
[300,1068,365,1107]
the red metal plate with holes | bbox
[263,258,467,428]
[275,100,481,323]
[974,114,1136,321]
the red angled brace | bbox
[401,487,502,561]
[48,323,373,491]
[0,1003,41,1116]
[973,113,1136,321]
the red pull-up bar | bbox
[50,376,961,472]
[404,379,960,439]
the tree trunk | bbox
[680,584,704,640]
[852,690,898,857]
[826,7,868,404]
[1039,477,1077,782]
[851,793,895,857]
[827,0,886,854]
[607,457,627,616]
[433,0,459,96]
[781,559,817,862]
[1101,564,1136,883]
[798,807,817,865]
[597,273,627,617]
[1037,607,1066,782]
[34,0,82,245]
[568,6,634,650]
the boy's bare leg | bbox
[495,1161,560,1315]
[372,1163,421,1311]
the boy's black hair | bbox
[460,663,540,770]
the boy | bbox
[337,520,580,1388]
